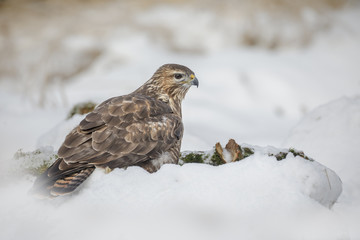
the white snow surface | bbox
[0,3,360,240]
[284,96,360,239]
[0,155,346,240]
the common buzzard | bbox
[31,64,199,198]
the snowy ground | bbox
[0,1,360,239]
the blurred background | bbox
[1,2,360,239]
[0,0,359,160]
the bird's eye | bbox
[174,73,183,80]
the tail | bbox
[30,158,95,198]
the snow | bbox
[1,1,360,239]
[0,154,345,240]
[284,96,360,238]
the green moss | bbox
[26,162,52,176]
[210,150,225,166]
[24,153,57,176]
[274,152,288,161]
[289,148,296,154]
[181,152,205,164]
[270,148,314,161]
[13,148,57,176]
[242,147,254,158]
[67,101,97,119]
[289,148,314,161]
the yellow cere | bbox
[190,74,195,80]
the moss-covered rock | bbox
[180,152,205,164]
[180,139,314,167]
[210,149,226,166]
[13,147,57,176]
[289,148,314,161]
[15,139,314,178]
[242,147,255,158]
[179,151,211,165]
[269,148,314,161]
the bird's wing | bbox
[51,94,183,176]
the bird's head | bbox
[159,63,199,89]
[140,64,199,104]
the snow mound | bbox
[1,148,344,240]
[284,96,360,238]
[11,142,342,209]
[284,96,360,184]
[82,149,342,209]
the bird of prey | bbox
[31,64,199,198]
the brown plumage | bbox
[31,64,199,198]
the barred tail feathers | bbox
[30,163,95,198]
[50,167,95,197]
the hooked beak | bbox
[191,77,199,88]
